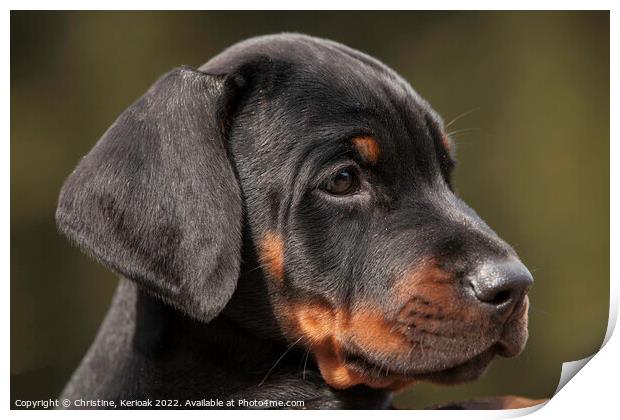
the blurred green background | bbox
[10,11,609,409]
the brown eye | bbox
[323,168,358,195]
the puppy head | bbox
[57,34,532,391]
[207,34,532,389]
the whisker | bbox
[445,107,481,129]
[302,347,311,380]
[528,307,549,317]
[452,140,472,147]
[258,337,303,387]
[406,340,418,359]
[239,264,264,277]
[446,127,481,137]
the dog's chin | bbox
[337,345,498,390]
[318,332,528,391]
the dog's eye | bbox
[322,168,359,195]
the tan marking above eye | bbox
[257,231,285,282]
[352,136,381,165]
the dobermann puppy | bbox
[56,33,535,409]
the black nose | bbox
[468,259,533,315]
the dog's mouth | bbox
[340,344,498,388]
[313,299,530,391]
[313,340,502,391]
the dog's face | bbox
[57,34,532,392]
[217,36,532,390]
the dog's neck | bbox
[61,279,392,409]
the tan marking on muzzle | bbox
[273,261,467,390]
[280,299,414,390]
[395,259,463,315]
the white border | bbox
[2,1,618,10]
[5,2,616,419]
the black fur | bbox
[56,68,242,323]
[57,33,533,409]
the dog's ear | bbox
[56,67,243,323]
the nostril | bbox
[487,289,512,307]
[470,282,515,307]
[468,259,533,312]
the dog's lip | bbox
[496,296,530,357]
[341,344,498,380]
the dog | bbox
[56,33,536,409]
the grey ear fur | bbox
[56,67,242,323]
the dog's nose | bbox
[468,259,533,316]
